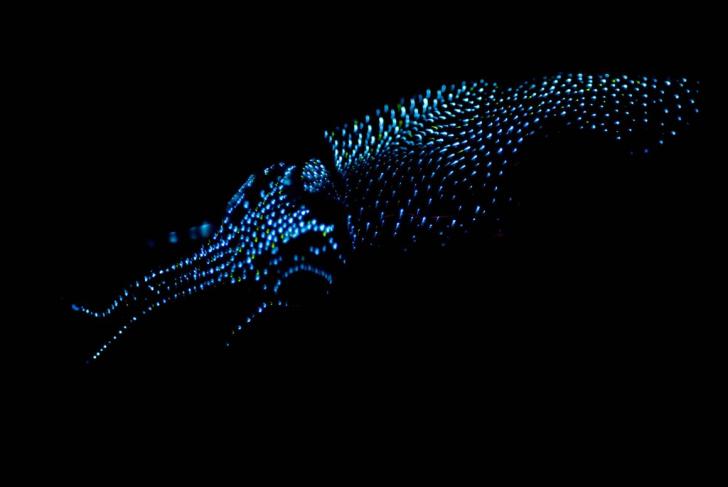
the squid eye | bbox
[301,158,335,195]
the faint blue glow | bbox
[199,222,212,238]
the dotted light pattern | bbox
[328,74,699,249]
[75,73,699,363]
[76,162,345,362]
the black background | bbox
[21,8,719,463]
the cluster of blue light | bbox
[301,158,336,196]
[328,74,699,249]
[74,74,699,363]
[76,162,345,362]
